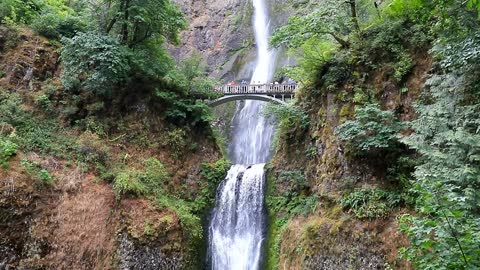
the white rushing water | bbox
[209,164,267,270]
[250,0,276,84]
[208,0,276,269]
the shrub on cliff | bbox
[265,103,310,133]
[31,11,87,39]
[0,138,17,169]
[335,104,403,154]
[113,158,170,197]
[340,188,403,219]
[61,32,131,97]
[191,158,231,212]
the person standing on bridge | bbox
[227,81,236,93]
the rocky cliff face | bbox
[170,0,255,81]
[169,0,312,82]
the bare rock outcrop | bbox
[170,0,255,80]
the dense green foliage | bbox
[155,90,215,127]
[31,5,87,38]
[1,0,217,128]
[61,32,131,96]
[0,0,88,39]
[398,32,480,269]
[265,103,309,132]
[335,104,403,152]
[0,0,44,24]
[354,18,430,82]
[176,53,221,99]
[271,3,430,90]
[267,170,317,218]
[270,1,351,49]
[278,39,337,88]
[97,0,186,48]
[194,158,232,212]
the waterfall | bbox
[208,0,276,269]
[250,0,275,84]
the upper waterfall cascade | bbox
[208,0,277,269]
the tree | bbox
[176,53,220,99]
[347,0,360,32]
[399,30,480,270]
[30,5,88,39]
[0,0,42,24]
[102,0,186,48]
[60,32,131,96]
[270,0,365,49]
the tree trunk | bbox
[105,0,121,34]
[328,32,350,48]
[106,17,117,34]
[121,0,130,44]
[348,0,360,32]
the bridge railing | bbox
[215,84,298,95]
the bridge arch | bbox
[208,94,288,107]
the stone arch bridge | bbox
[208,84,297,107]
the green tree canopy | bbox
[61,32,131,96]
[399,27,480,270]
[270,0,351,48]
[101,0,186,48]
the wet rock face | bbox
[117,233,183,270]
[0,240,19,270]
[0,28,59,91]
